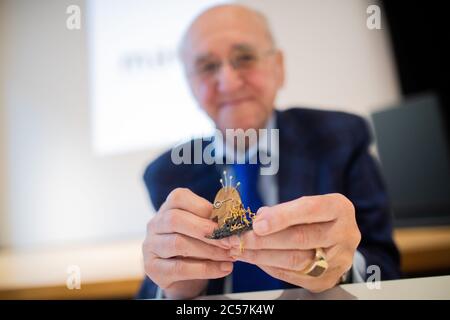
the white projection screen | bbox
[87,0,224,155]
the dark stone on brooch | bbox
[206,216,254,240]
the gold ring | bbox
[300,248,328,277]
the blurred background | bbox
[0,0,449,299]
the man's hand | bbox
[142,188,234,299]
[229,193,361,292]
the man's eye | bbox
[234,54,257,67]
[198,62,220,74]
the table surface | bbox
[198,275,450,300]
[0,226,449,299]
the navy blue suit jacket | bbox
[136,108,401,298]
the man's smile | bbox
[219,97,254,108]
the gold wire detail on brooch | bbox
[206,171,257,240]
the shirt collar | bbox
[213,111,278,164]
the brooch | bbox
[206,171,257,244]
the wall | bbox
[242,0,400,116]
[0,0,157,249]
[0,0,11,248]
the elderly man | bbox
[138,4,400,299]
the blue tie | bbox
[230,162,284,293]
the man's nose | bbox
[216,62,244,93]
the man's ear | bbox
[274,50,285,88]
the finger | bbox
[258,264,342,293]
[150,257,233,289]
[151,208,230,248]
[150,233,235,261]
[229,220,337,250]
[160,188,213,219]
[230,245,340,271]
[255,245,349,292]
[253,194,354,235]
[230,248,315,271]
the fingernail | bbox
[220,262,232,272]
[256,206,268,215]
[254,219,269,234]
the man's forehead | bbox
[194,43,257,62]
[181,5,273,59]
[189,35,262,58]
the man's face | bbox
[181,7,285,133]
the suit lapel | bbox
[276,110,319,203]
